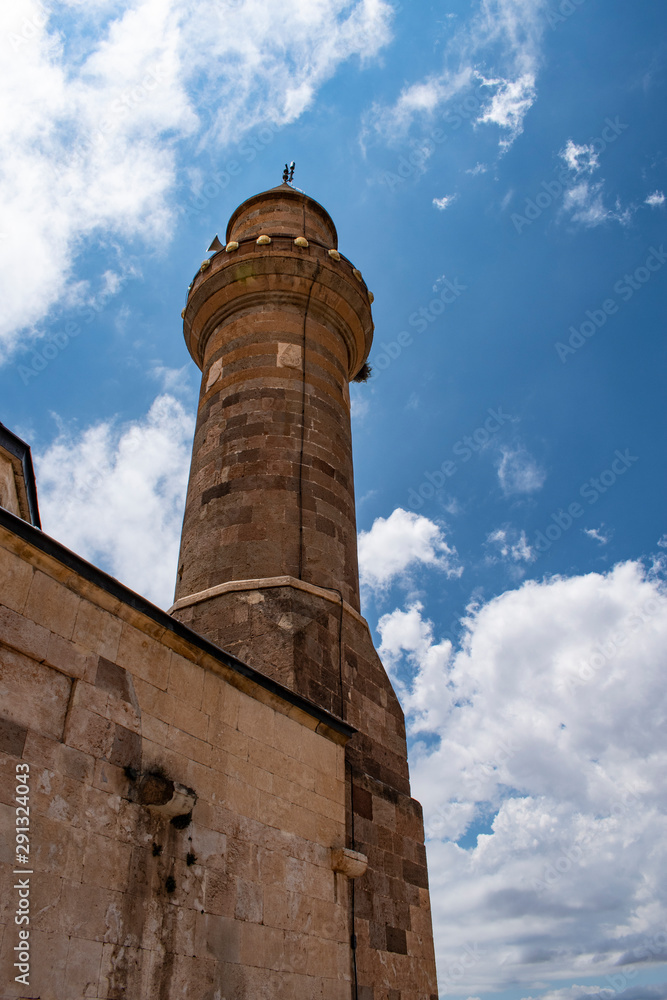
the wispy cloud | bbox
[363,0,547,154]
[560,138,599,175]
[562,181,633,228]
[584,526,610,545]
[557,137,634,228]
[433,193,458,211]
[645,190,665,208]
[486,526,535,562]
[477,71,537,151]
[496,444,546,495]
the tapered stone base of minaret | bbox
[172,579,439,998]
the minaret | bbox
[171,180,438,999]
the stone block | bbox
[73,678,109,717]
[305,933,340,978]
[402,859,429,890]
[115,624,170,690]
[225,837,257,881]
[98,941,144,997]
[386,925,408,954]
[24,570,81,640]
[300,727,337,774]
[263,885,290,929]
[237,694,275,744]
[95,656,136,703]
[45,631,94,680]
[0,716,27,758]
[195,912,240,966]
[235,877,264,922]
[64,936,104,997]
[167,725,211,767]
[225,775,261,821]
[203,669,241,728]
[272,706,303,759]
[80,782,122,836]
[169,652,205,709]
[189,825,227,870]
[0,603,50,661]
[373,793,397,831]
[59,880,124,942]
[141,713,169,746]
[257,845,287,887]
[109,724,142,771]
[0,646,71,741]
[106,691,142,734]
[82,832,132,891]
[56,743,95,785]
[209,721,248,763]
[64,705,114,759]
[72,600,123,661]
[204,867,236,917]
[238,920,286,970]
[226,754,272,795]
[0,546,34,614]
[176,700,210,742]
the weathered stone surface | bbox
[0,527,351,999]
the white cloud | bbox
[433,194,457,211]
[563,180,609,226]
[477,71,537,151]
[557,140,634,228]
[645,190,665,208]
[584,526,610,545]
[363,0,546,153]
[35,392,194,608]
[561,179,634,230]
[357,507,462,591]
[487,526,535,562]
[497,445,546,495]
[381,560,667,993]
[0,0,394,359]
[560,138,599,175]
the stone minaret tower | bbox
[171,181,438,999]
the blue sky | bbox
[1,1,666,998]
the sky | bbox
[1,1,666,998]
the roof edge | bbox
[0,505,355,741]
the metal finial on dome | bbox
[282,161,296,184]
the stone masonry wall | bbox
[174,583,439,1000]
[0,522,353,1000]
